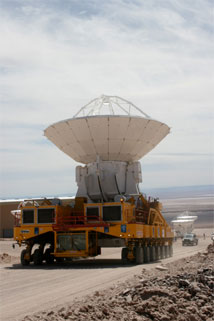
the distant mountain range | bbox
[140,185,214,200]
[2,185,213,202]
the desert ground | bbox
[0,227,213,321]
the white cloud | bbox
[0,0,213,197]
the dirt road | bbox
[0,233,212,321]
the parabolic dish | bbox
[44,117,169,164]
[44,95,170,164]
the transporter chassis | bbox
[13,196,174,266]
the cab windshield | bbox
[184,234,194,239]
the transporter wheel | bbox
[33,249,43,265]
[169,245,173,257]
[155,246,160,261]
[165,245,169,258]
[136,246,144,264]
[150,246,156,262]
[121,247,128,264]
[144,246,150,263]
[45,248,54,264]
[160,246,165,259]
[21,249,30,266]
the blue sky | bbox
[0,0,213,198]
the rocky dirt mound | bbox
[23,244,214,321]
[0,252,19,264]
[207,243,214,253]
[0,253,12,263]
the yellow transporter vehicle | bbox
[14,195,174,266]
[14,95,174,265]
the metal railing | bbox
[127,209,149,224]
[53,214,109,231]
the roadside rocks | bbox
[207,243,214,253]
[22,243,214,321]
[0,252,11,263]
[155,265,169,271]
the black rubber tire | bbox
[150,246,156,262]
[158,246,161,260]
[33,249,43,265]
[136,247,144,264]
[45,248,54,264]
[165,245,169,258]
[21,249,30,266]
[155,246,160,260]
[121,247,128,264]
[169,245,173,257]
[144,246,150,263]
[160,246,164,259]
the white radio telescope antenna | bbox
[44,95,170,164]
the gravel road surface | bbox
[0,230,212,321]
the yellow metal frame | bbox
[14,205,57,244]
[14,201,174,259]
